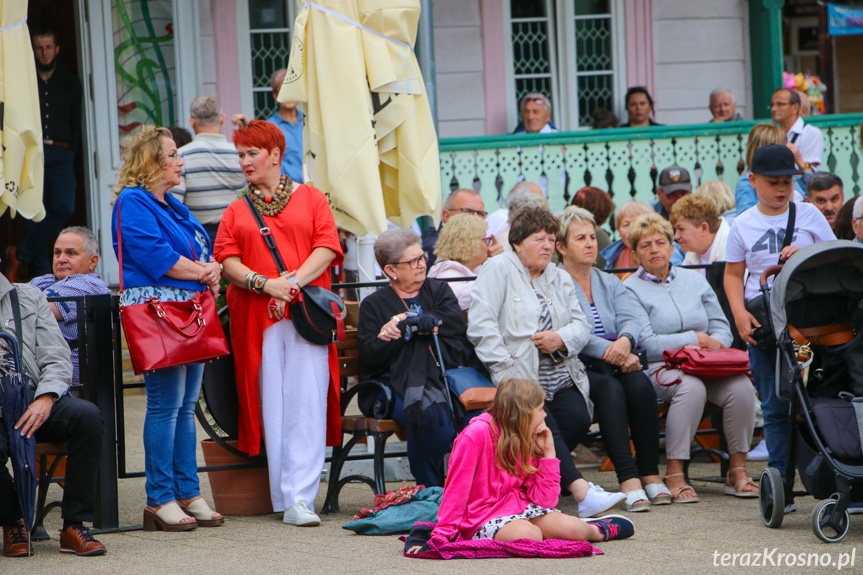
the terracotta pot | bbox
[200,439,273,515]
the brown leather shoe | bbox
[59,524,106,556]
[3,519,33,557]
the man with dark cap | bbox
[652,165,692,220]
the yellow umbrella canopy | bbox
[280,0,440,236]
[0,0,44,221]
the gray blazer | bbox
[0,274,72,399]
[563,266,644,359]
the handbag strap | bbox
[9,288,23,350]
[116,193,200,295]
[777,201,796,265]
[331,300,345,343]
[244,195,288,275]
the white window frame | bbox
[238,0,298,119]
[504,0,626,131]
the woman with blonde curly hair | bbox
[111,125,223,532]
[427,213,489,310]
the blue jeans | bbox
[388,393,482,487]
[748,344,791,475]
[18,145,76,275]
[142,363,205,506]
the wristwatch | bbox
[621,333,636,349]
[252,275,268,294]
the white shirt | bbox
[486,208,509,239]
[726,202,835,301]
[787,117,824,166]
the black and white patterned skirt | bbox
[471,503,561,540]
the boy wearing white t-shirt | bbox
[724,144,835,478]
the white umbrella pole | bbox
[357,234,378,301]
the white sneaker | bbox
[748,439,769,461]
[578,482,627,518]
[283,500,321,526]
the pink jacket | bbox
[431,413,562,543]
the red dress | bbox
[214,184,344,456]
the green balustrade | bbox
[438,115,863,215]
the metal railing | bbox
[438,115,863,214]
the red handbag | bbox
[656,348,750,386]
[116,195,230,375]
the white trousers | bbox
[259,320,329,512]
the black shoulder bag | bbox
[745,201,796,353]
[243,196,346,345]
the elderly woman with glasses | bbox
[624,213,757,502]
[358,228,487,487]
[468,207,627,519]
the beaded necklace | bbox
[249,174,293,216]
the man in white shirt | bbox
[770,88,823,169]
[513,93,559,134]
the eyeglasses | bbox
[451,207,488,218]
[166,152,180,160]
[392,254,428,269]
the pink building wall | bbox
[480,0,509,135]
[212,0,243,138]
[625,0,655,101]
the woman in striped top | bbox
[557,207,667,512]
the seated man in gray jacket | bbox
[0,271,106,557]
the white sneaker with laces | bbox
[578,482,627,518]
[283,500,321,526]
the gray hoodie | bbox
[468,250,592,413]
[0,274,72,399]
[623,266,733,362]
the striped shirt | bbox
[30,273,111,390]
[534,290,573,401]
[589,303,606,337]
[171,132,246,224]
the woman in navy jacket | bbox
[111,126,223,532]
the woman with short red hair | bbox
[214,120,343,526]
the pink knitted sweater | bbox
[431,413,562,543]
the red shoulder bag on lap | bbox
[116,196,229,374]
[654,348,750,386]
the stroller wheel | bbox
[759,468,785,528]
[811,499,850,543]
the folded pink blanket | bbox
[401,523,601,560]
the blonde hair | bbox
[556,205,595,245]
[745,123,786,168]
[626,212,674,251]
[669,195,721,234]
[112,125,173,200]
[696,180,735,215]
[487,379,545,477]
[613,201,653,231]
[434,213,488,263]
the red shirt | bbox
[214,184,344,455]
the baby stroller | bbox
[756,240,863,542]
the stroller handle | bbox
[760,264,784,287]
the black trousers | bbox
[544,386,592,488]
[0,395,103,525]
[588,370,660,483]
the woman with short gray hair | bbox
[358,228,487,487]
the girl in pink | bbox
[426,379,633,546]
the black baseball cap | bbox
[750,144,802,176]
[657,165,692,194]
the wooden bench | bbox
[32,441,68,541]
[322,329,406,514]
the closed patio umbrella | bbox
[0,0,45,221]
[280,0,440,236]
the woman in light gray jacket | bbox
[557,207,667,513]
[623,213,757,503]
[468,207,627,519]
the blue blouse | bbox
[112,186,210,298]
